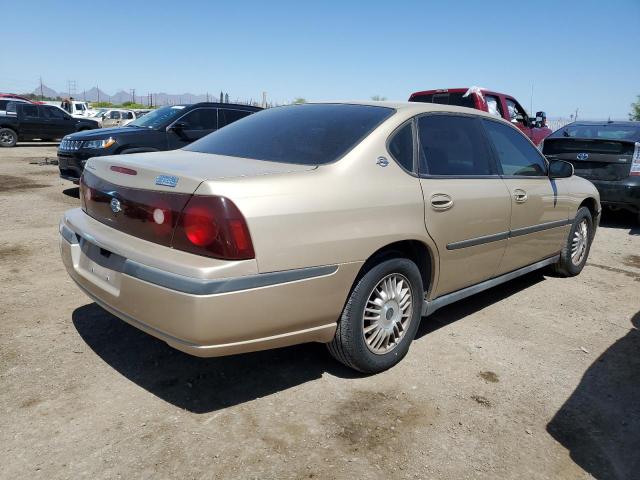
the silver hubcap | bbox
[0,132,14,144]
[363,273,413,355]
[571,219,589,265]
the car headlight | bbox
[83,137,116,149]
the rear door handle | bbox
[514,189,528,203]
[430,193,454,211]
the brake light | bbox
[173,196,254,260]
[110,165,137,175]
[631,142,640,176]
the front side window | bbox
[506,98,529,126]
[127,105,186,129]
[388,122,414,172]
[482,119,547,176]
[44,106,65,119]
[109,111,121,119]
[219,109,251,128]
[180,108,218,130]
[186,104,394,165]
[417,115,493,176]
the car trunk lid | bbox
[543,138,635,181]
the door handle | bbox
[430,193,454,211]
[514,189,528,203]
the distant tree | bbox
[292,97,307,104]
[630,95,640,121]
[371,95,387,101]
[92,101,113,108]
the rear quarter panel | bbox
[195,114,436,277]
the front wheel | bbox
[327,258,423,373]
[0,128,18,147]
[553,207,593,277]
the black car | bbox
[543,121,640,222]
[57,102,261,182]
[0,103,99,147]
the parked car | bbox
[0,97,31,116]
[90,109,138,128]
[409,87,552,146]
[59,102,600,373]
[58,102,261,182]
[543,121,640,222]
[0,102,99,147]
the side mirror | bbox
[549,159,573,179]
[169,121,188,132]
[534,111,547,128]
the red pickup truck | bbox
[409,87,552,146]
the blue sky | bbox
[3,0,639,119]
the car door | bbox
[19,104,47,139]
[417,113,512,297]
[481,118,571,274]
[166,107,218,149]
[42,105,71,138]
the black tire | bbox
[327,258,423,373]
[0,128,18,148]
[553,207,593,277]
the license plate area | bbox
[77,238,126,296]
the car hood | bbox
[65,126,147,140]
[85,149,317,194]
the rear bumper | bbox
[590,178,640,212]
[59,210,360,357]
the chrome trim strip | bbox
[446,218,573,250]
[422,255,559,316]
[122,261,339,295]
[60,223,339,295]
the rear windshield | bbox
[552,124,640,141]
[185,103,394,165]
[410,92,476,109]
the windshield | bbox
[127,105,186,129]
[185,103,394,165]
[556,124,640,141]
[90,109,107,117]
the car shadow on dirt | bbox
[72,271,547,414]
[63,187,79,199]
[72,303,361,414]
[415,270,546,339]
[599,209,639,236]
[546,311,639,479]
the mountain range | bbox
[29,84,230,106]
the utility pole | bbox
[67,80,77,98]
[96,85,100,103]
[262,91,267,108]
[130,88,136,103]
[575,108,579,121]
[39,77,44,100]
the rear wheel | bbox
[0,128,17,147]
[327,258,423,373]
[553,207,593,277]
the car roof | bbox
[561,120,640,127]
[175,102,262,111]
[308,100,500,119]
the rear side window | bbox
[482,119,547,176]
[109,111,121,119]
[417,115,493,176]
[22,105,39,118]
[485,95,502,117]
[186,104,394,165]
[180,108,218,130]
[388,123,414,171]
[0,100,8,110]
[219,109,251,128]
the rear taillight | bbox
[172,196,255,260]
[631,142,640,176]
[79,174,88,211]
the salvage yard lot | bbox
[1,144,639,479]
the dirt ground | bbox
[1,143,639,480]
